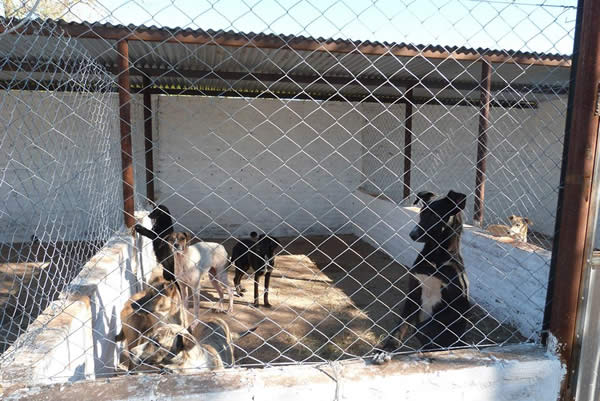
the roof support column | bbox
[403,90,413,200]
[474,60,492,226]
[143,76,155,203]
[117,39,135,228]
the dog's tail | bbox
[231,325,259,342]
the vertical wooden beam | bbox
[403,90,413,200]
[546,1,600,399]
[117,39,135,228]
[143,76,155,203]
[474,60,492,225]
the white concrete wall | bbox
[153,96,363,238]
[0,91,569,245]
[0,213,155,385]
[358,98,567,240]
[349,189,550,340]
[0,91,122,243]
[2,344,564,401]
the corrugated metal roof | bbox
[0,18,571,105]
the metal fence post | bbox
[474,59,491,226]
[403,89,413,200]
[117,39,135,228]
[143,76,155,203]
[546,1,600,399]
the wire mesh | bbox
[0,0,576,385]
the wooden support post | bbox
[546,1,600,400]
[403,90,413,200]
[117,39,135,228]
[474,60,492,225]
[143,76,155,203]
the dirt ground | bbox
[0,241,98,354]
[1,235,525,367]
[188,235,525,366]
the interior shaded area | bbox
[0,241,99,354]
[185,235,525,366]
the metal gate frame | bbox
[545,1,600,401]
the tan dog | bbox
[129,323,228,374]
[115,276,186,368]
[189,317,235,367]
[487,215,532,242]
[165,232,233,317]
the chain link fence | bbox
[0,0,576,384]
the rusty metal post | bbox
[117,39,135,228]
[143,76,155,203]
[403,90,413,200]
[545,1,600,400]
[474,60,492,225]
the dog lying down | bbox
[129,319,234,374]
[487,215,532,242]
[116,274,186,369]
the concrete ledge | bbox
[0,213,156,386]
[1,344,564,401]
[350,189,550,339]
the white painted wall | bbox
[358,98,567,239]
[0,91,569,246]
[0,91,121,243]
[2,344,564,401]
[153,96,363,238]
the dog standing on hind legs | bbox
[134,204,176,282]
[375,190,471,361]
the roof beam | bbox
[121,65,567,95]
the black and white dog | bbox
[134,205,176,282]
[231,232,280,308]
[378,190,470,355]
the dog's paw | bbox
[371,351,392,365]
[263,303,272,308]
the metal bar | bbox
[129,86,537,108]
[0,20,572,68]
[403,90,413,200]
[0,60,568,95]
[122,66,567,95]
[0,60,568,96]
[143,76,155,203]
[474,60,492,225]
[545,0,600,399]
[117,39,135,229]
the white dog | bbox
[165,232,233,317]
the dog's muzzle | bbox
[409,225,424,241]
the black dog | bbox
[381,190,470,352]
[134,205,176,282]
[231,232,280,308]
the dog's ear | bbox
[525,218,532,226]
[446,190,467,213]
[184,232,192,242]
[413,191,436,206]
[177,331,196,352]
[508,215,515,222]
[259,234,265,240]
